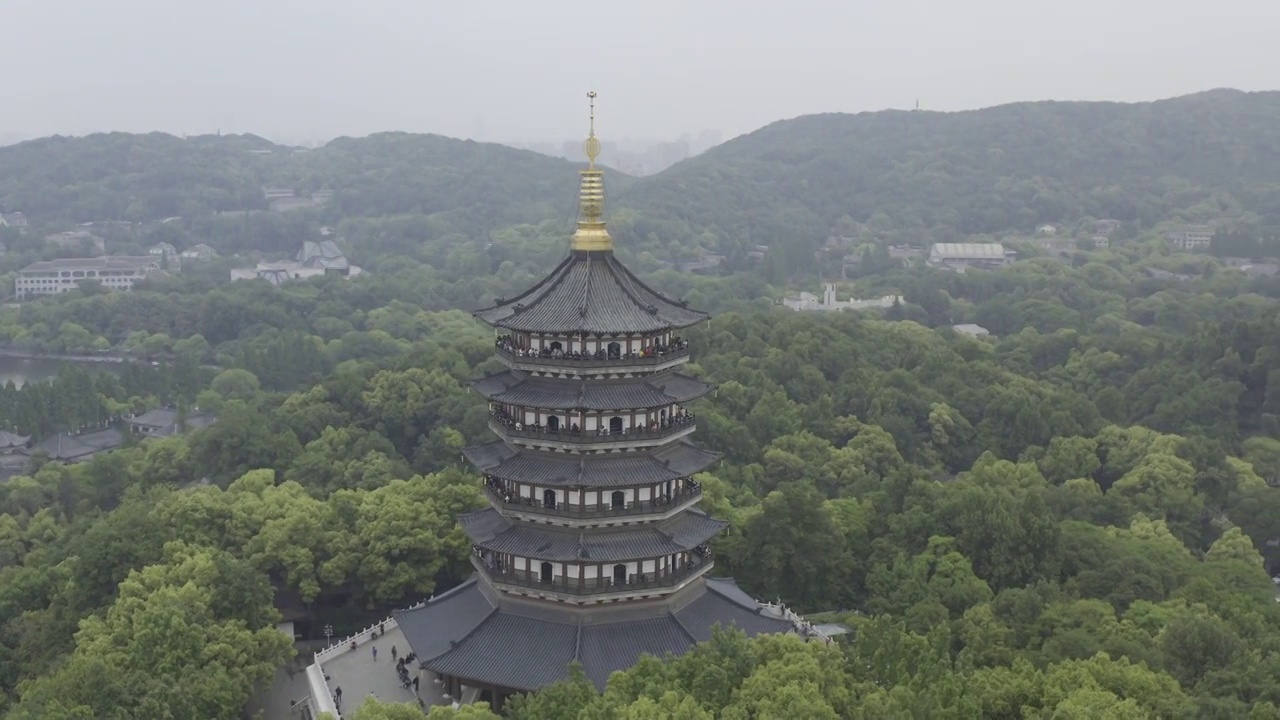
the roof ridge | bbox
[577,254,594,329]
[573,622,583,664]
[492,254,575,308]
[668,609,698,644]
[603,254,663,319]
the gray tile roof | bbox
[474,251,708,334]
[463,441,721,487]
[28,428,123,461]
[19,256,160,274]
[459,508,726,562]
[396,575,797,692]
[0,431,30,450]
[472,370,712,410]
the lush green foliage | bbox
[0,91,1278,717]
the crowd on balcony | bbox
[495,335,688,361]
[490,407,695,437]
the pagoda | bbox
[395,93,799,709]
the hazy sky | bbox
[4,0,1277,145]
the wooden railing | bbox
[485,483,702,519]
[489,415,695,445]
[495,344,689,369]
[474,551,713,596]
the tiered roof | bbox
[473,251,708,335]
[460,507,725,562]
[473,369,712,410]
[463,440,720,487]
[396,575,795,691]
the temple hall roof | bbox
[395,575,797,691]
[473,251,708,335]
[459,507,726,562]
[473,369,712,410]
[463,440,721,488]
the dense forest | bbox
[0,91,1277,718]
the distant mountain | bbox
[0,131,628,231]
[615,89,1280,268]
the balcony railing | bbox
[484,482,702,520]
[489,413,696,446]
[473,550,713,597]
[496,343,690,370]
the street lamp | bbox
[324,624,333,647]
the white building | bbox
[951,324,992,338]
[0,212,28,228]
[180,243,217,262]
[928,243,1016,271]
[15,256,161,299]
[1165,226,1213,251]
[782,284,902,312]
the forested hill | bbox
[616,89,1280,258]
[0,130,623,227]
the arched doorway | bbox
[548,415,560,431]
[543,489,557,509]
[612,564,627,586]
[611,490,625,510]
[549,341,562,352]
[540,562,553,584]
[607,341,621,359]
[609,417,623,435]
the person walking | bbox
[391,645,398,660]
[335,686,343,702]
[372,645,378,662]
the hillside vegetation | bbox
[614,89,1280,271]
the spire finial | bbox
[571,91,612,252]
[583,91,601,169]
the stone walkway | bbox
[320,625,449,717]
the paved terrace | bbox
[319,623,448,717]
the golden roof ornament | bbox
[570,90,613,252]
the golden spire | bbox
[570,90,613,252]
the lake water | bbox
[0,356,124,389]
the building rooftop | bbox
[460,507,725,563]
[0,431,30,450]
[930,243,1009,260]
[463,440,720,488]
[298,239,349,270]
[472,370,712,410]
[19,256,159,273]
[395,575,796,692]
[124,408,217,434]
[951,324,992,337]
[474,251,708,334]
[26,428,123,462]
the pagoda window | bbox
[548,416,560,431]
[612,564,627,585]
[610,491,624,510]
[609,416,623,435]
[543,489,557,509]
[607,341,621,359]
[540,562,553,584]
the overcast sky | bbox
[3,0,1277,145]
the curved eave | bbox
[472,251,709,335]
[471,370,714,411]
[460,507,726,563]
[462,440,722,488]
